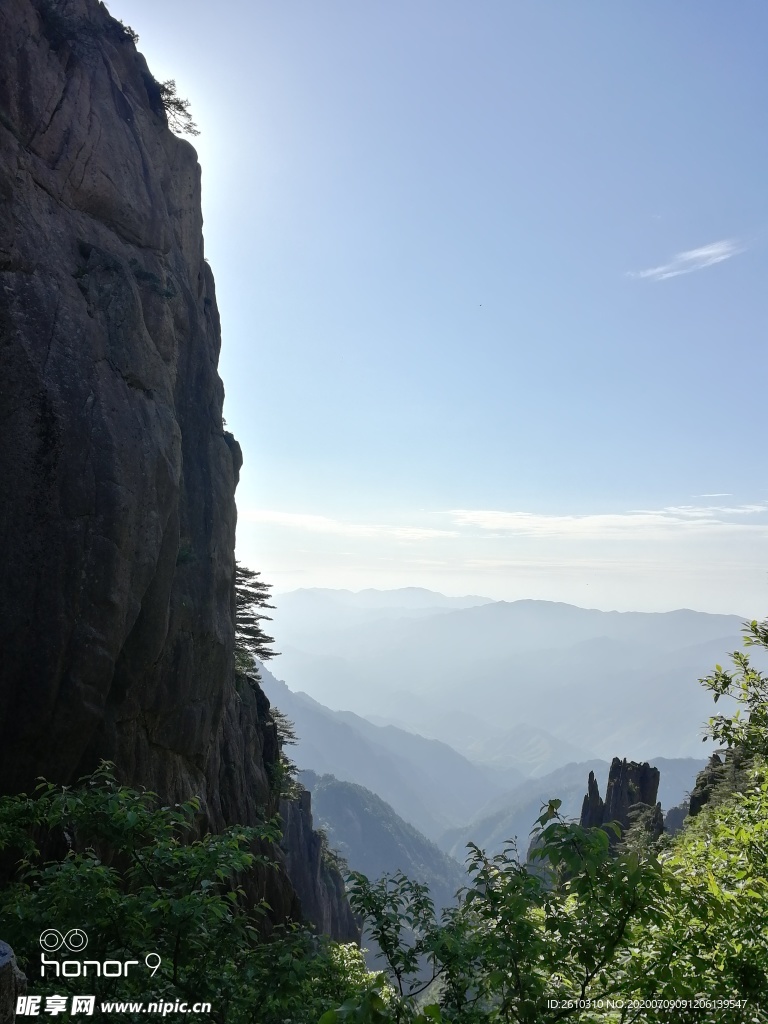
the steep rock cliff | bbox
[0,0,233,805]
[0,0,350,938]
[280,790,361,944]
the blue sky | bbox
[108,0,768,612]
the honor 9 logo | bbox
[38,929,161,978]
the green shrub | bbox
[0,764,372,1023]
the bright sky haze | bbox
[108,0,768,613]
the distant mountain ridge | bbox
[269,587,494,659]
[275,586,494,610]
[257,663,514,841]
[299,770,465,913]
[257,658,707,864]
[439,756,708,859]
[364,711,596,779]
[270,592,748,761]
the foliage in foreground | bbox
[0,765,371,1023]
[320,619,768,1024]
[1,621,768,1024]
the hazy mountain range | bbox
[258,663,514,841]
[258,661,708,864]
[257,588,739,910]
[269,588,749,762]
[439,756,707,860]
[300,770,465,912]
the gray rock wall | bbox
[0,0,352,938]
[280,791,361,944]
[0,943,26,1024]
[0,0,236,809]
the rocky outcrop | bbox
[688,747,748,819]
[688,753,725,818]
[0,0,351,937]
[580,757,663,842]
[580,769,605,830]
[280,790,361,944]
[663,802,688,836]
[0,943,26,1024]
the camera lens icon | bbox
[39,930,64,952]
[39,928,89,953]
[64,929,88,952]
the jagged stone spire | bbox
[580,757,663,842]
[580,770,605,829]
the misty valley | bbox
[254,588,738,921]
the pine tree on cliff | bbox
[235,563,278,675]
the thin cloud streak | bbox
[243,505,768,544]
[243,509,458,541]
[446,504,768,540]
[629,239,742,281]
[632,504,767,517]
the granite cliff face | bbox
[280,790,361,943]
[0,0,352,938]
[0,0,234,805]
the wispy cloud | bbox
[445,504,768,540]
[639,504,768,517]
[242,509,457,541]
[244,504,768,545]
[629,239,742,281]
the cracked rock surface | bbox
[0,0,358,941]
[0,0,234,806]
[0,941,27,1024]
